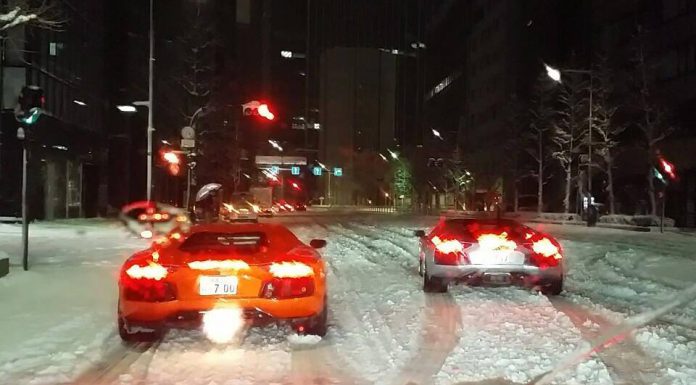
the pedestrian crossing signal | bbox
[291,166,300,175]
[312,167,322,176]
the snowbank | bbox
[599,214,675,227]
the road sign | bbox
[181,126,195,139]
[312,166,322,176]
[181,139,195,148]
[333,167,343,177]
[291,166,301,175]
[270,166,280,174]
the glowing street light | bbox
[117,105,137,113]
[545,63,562,83]
[432,128,443,140]
[268,139,283,151]
[162,151,180,165]
[387,149,398,160]
[379,153,388,162]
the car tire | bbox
[423,267,448,293]
[540,278,563,296]
[118,316,163,344]
[304,303,328,337]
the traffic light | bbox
[15,85,45,125]
[657,155,677,181]
[160,150,182,176]
[242,100,275,121]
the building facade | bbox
[0,0,107,219]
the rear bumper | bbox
[428,263,562,285]
[122,307,316,331]
[119,295,324,329]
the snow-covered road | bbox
[1,214,695,385]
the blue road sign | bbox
[270,166,280,174]
[333,167,343,177]
[312,166,322,176]
[291,166,301,175]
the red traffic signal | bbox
[290,181,301,191]
[657,155,677,181]
[258,103,275,121]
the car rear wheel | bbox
[118,316,163,344]
[540,278,563,296]
[423,264,448,293]
[303,303,328,337]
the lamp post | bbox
[545,64,594,197]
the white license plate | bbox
[199,276,238,296]
[469,250,524,265]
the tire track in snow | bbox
[549,296,660,385]
[71,337,161,385]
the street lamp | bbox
[117,105,137,113]
[432,128,443,140]
[545,63,595,198]
[387,149,398,160]
[379,153,388,162]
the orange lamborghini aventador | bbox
[117,222,328,342]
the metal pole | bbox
[587,75,593,197]
[185,165,191,210]
[660,190,666,233]
[21,144,28,270]
[304,0,310,148]
[146,0,155,201]
[327,171,331,205]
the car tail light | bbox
[121,261,176,302]
[528,236,562,269]
[261,277,315,299]
[432,237,466,265]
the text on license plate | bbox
[199,276,238,295]
[468,250,524,265]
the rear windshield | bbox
[437,219,529,240]
[179,226,300,253]
[180,232,267,252]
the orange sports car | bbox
[117,222,328,342]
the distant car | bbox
[120,201,190,239]
[258,206,275,217]
[117,222,329,342]
[294,203,307,211]
[415,218,564,295]
[221,194,259,222]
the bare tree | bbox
[525,74,556,214]
[551,74,587,214]
[633,26,674,215]
[0,1,64,31]
[591,56,624,214]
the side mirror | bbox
[309,239,327,249]
[414,230,426,237]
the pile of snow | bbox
[599,214,675,227]
[538,212,583,222]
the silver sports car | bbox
[415,218,565,295]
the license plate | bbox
[483,273,511,284]
[469,250,524,265]
[199,276,238,296]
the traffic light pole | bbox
[146,0,155,201]
[19,129,28,270]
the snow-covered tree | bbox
[551,74,587,214]
[525,74,556,214]
[591,56,624,214]
[632,26,674,216]
[0,1,63,32]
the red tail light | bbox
[431,237,467,265]
[261,277,315,299]
[120,261,176,302]
[527,235,562,269]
